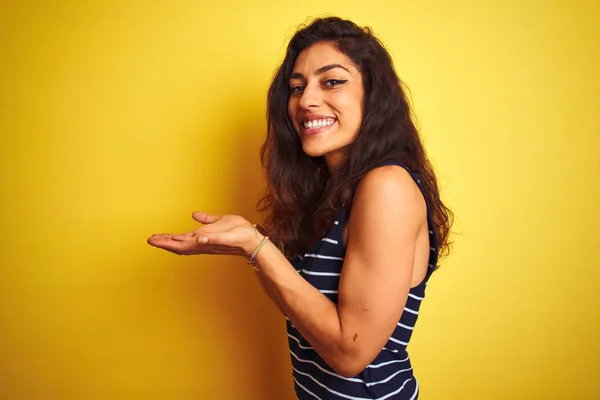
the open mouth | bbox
[302,118,337,135]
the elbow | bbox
[327,347,371,378]
[330,359,368,378]
[334,365,365,379]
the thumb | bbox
[192,212,220,225]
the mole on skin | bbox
[353,333,359,342]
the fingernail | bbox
[200,236,208,244]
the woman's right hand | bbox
[146,212,263,258]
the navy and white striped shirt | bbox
[287,162,439,399]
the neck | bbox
[324,148,350,175]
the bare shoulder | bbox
[353,164,426,218]
[344,164,427,248]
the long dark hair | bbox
[257,16,454,265]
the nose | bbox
[298,82,322,109]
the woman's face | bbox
[287,42,364,171]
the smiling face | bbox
[287,42,364,171]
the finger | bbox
[147,234,175,248]
[171,230,197,241]
[148,235,197,255]
[147,234,172,245]
[192,212,220,225]
[171,234,188,242]
[148,231,191,242]
[195,232,230,246]
[196,235,209,244]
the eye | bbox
[290,85,305,94]
[324,79,348,87]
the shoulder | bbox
[353,164,426,217]
[344,164,426,250]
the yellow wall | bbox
[1,1,598,399]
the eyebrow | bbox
[290,64,350,80]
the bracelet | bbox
[248,229,270,270]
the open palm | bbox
[147,212,261,258]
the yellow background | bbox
[1,1,598,399]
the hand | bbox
[146,212,263,258]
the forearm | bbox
[251,239,359,375]
[254,272,287,316]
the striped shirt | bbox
[287,162,439,399]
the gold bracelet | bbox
[248,235,269,269]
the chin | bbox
[301,143,329,158]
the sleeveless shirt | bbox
[286,161,440,399]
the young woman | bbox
[148,16,453,399]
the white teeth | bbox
[303,118,335,129]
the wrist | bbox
[243,224,266,258]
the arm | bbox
[254,271,288,316]
[250,165,426,377]
[147,165,425,377]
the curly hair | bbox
[257,16,454,265]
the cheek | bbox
[350,95,364,130]
[337,90,361,112]
[338,96,363,130]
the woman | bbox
[148,16,453,399]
